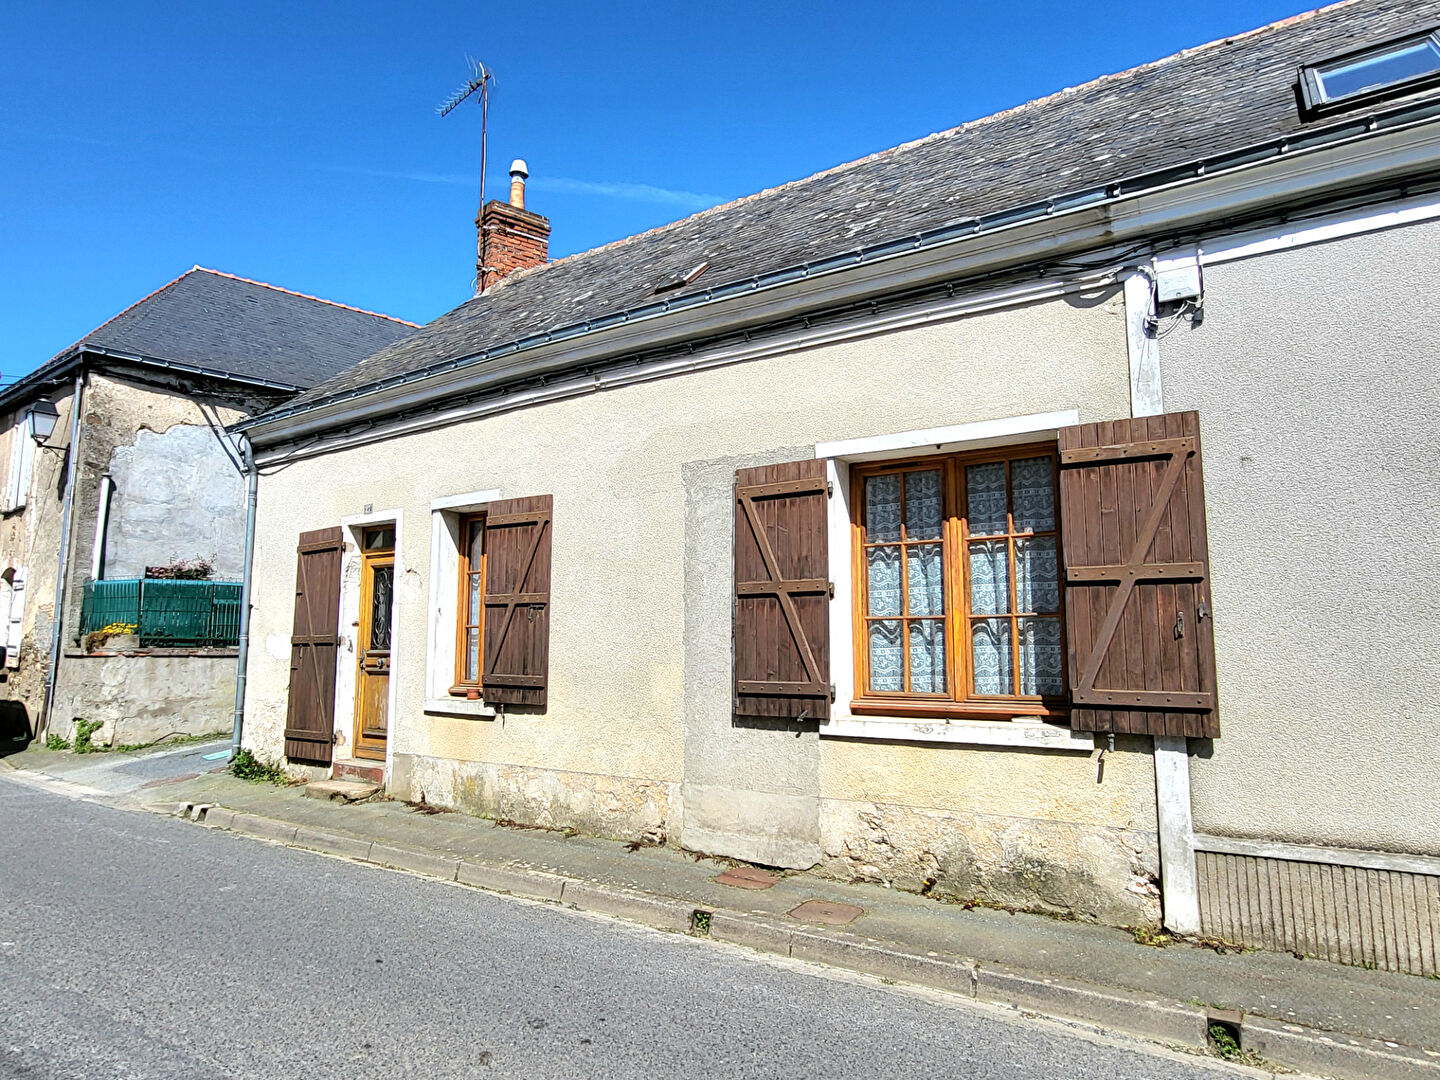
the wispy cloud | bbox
[334,164,722,210]
[529,176,723,211]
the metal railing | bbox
[80,578,243,648]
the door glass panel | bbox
[908,621,946,693]
[369,566,393,650]
[865,474,901,543]
[1010,456,1055,532]
[868,620,903,692]
[969,541,1010,615]
[1015,536,1059,613]
[468,520,485,565]
[866,546,901,617]
[1018,617,1063,696]
[906,544,943,615]
[966,462,1008,535]
[972,619,1013,695]
[904,469,943,540]
[364,527,395,551]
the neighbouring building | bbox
[237,0,1440,975]
[0,268,413,748]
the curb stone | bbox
[974,964,1207,1047]
[295,826,374,862]
[368,843,460,881]
[789,926,979,999]
[1242,1017,1440,1080]
[559,880,695,933]
[190,805,1438,1080]
[457,860,570,902]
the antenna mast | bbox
[438,58,496,288]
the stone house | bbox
[236,0,1440,974]
[0,267,413,749]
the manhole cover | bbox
[788,899,865,926]
[714,866,780,890]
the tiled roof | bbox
[281,0,1438,414]
[52,267,416,390]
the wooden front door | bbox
[353,526,395,760]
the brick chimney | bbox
[477,159,549,292]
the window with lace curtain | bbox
[851,444,1067,718]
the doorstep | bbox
[331,758,385,785]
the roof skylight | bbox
[1300,29,1440,116]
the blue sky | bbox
[1,0,1316,379]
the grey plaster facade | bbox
[1161,219,1440,858]
[102,422,248,581]
[680,446,819,869]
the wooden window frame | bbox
[450,513,486,695]
[849,442,1069,721]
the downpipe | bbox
[230,437,258,760]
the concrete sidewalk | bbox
[8,747,1439,1080]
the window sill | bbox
[821,714,1094,751]
[423,697,496,719]
[849,697,1068,721]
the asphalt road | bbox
[0,777,1244,1080]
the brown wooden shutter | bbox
[1058,411,1218,738]
[481,495,552,707]
[283,526,343,764]
[733,459,831,719]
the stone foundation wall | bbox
[50,652,236,748]
[390,752,682,844]
[819,798,1161,926]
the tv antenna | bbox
[438,57,496,234]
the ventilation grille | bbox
[1197,851,1439,976]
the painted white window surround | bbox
[4,415,35,512]
[425,489,501,718]
[817,410,1094,750]
[333,509,403,773]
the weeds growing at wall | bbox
[72,718,104,754]
[44,734,69,751]
[230,748,287,784]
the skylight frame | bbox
[1299,28,1440,118]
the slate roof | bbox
[21,267,416,397]
[279,0,1439,416]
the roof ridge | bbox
[190,267,419,326]
[513,0,1353,283]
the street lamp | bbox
[27,400,59,446]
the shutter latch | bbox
[1173,611,1185,639]
[1197,601,1208,621]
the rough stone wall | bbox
[243,286,1157,923]
[819,735,1161,925]
[49,652,236,748]
[0,387,79,735]
[1160,219,1440,858]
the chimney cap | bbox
[509,158,529,179]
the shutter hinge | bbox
[830,684,836,703]
[828,581,835,599]
[826,480,833,497]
